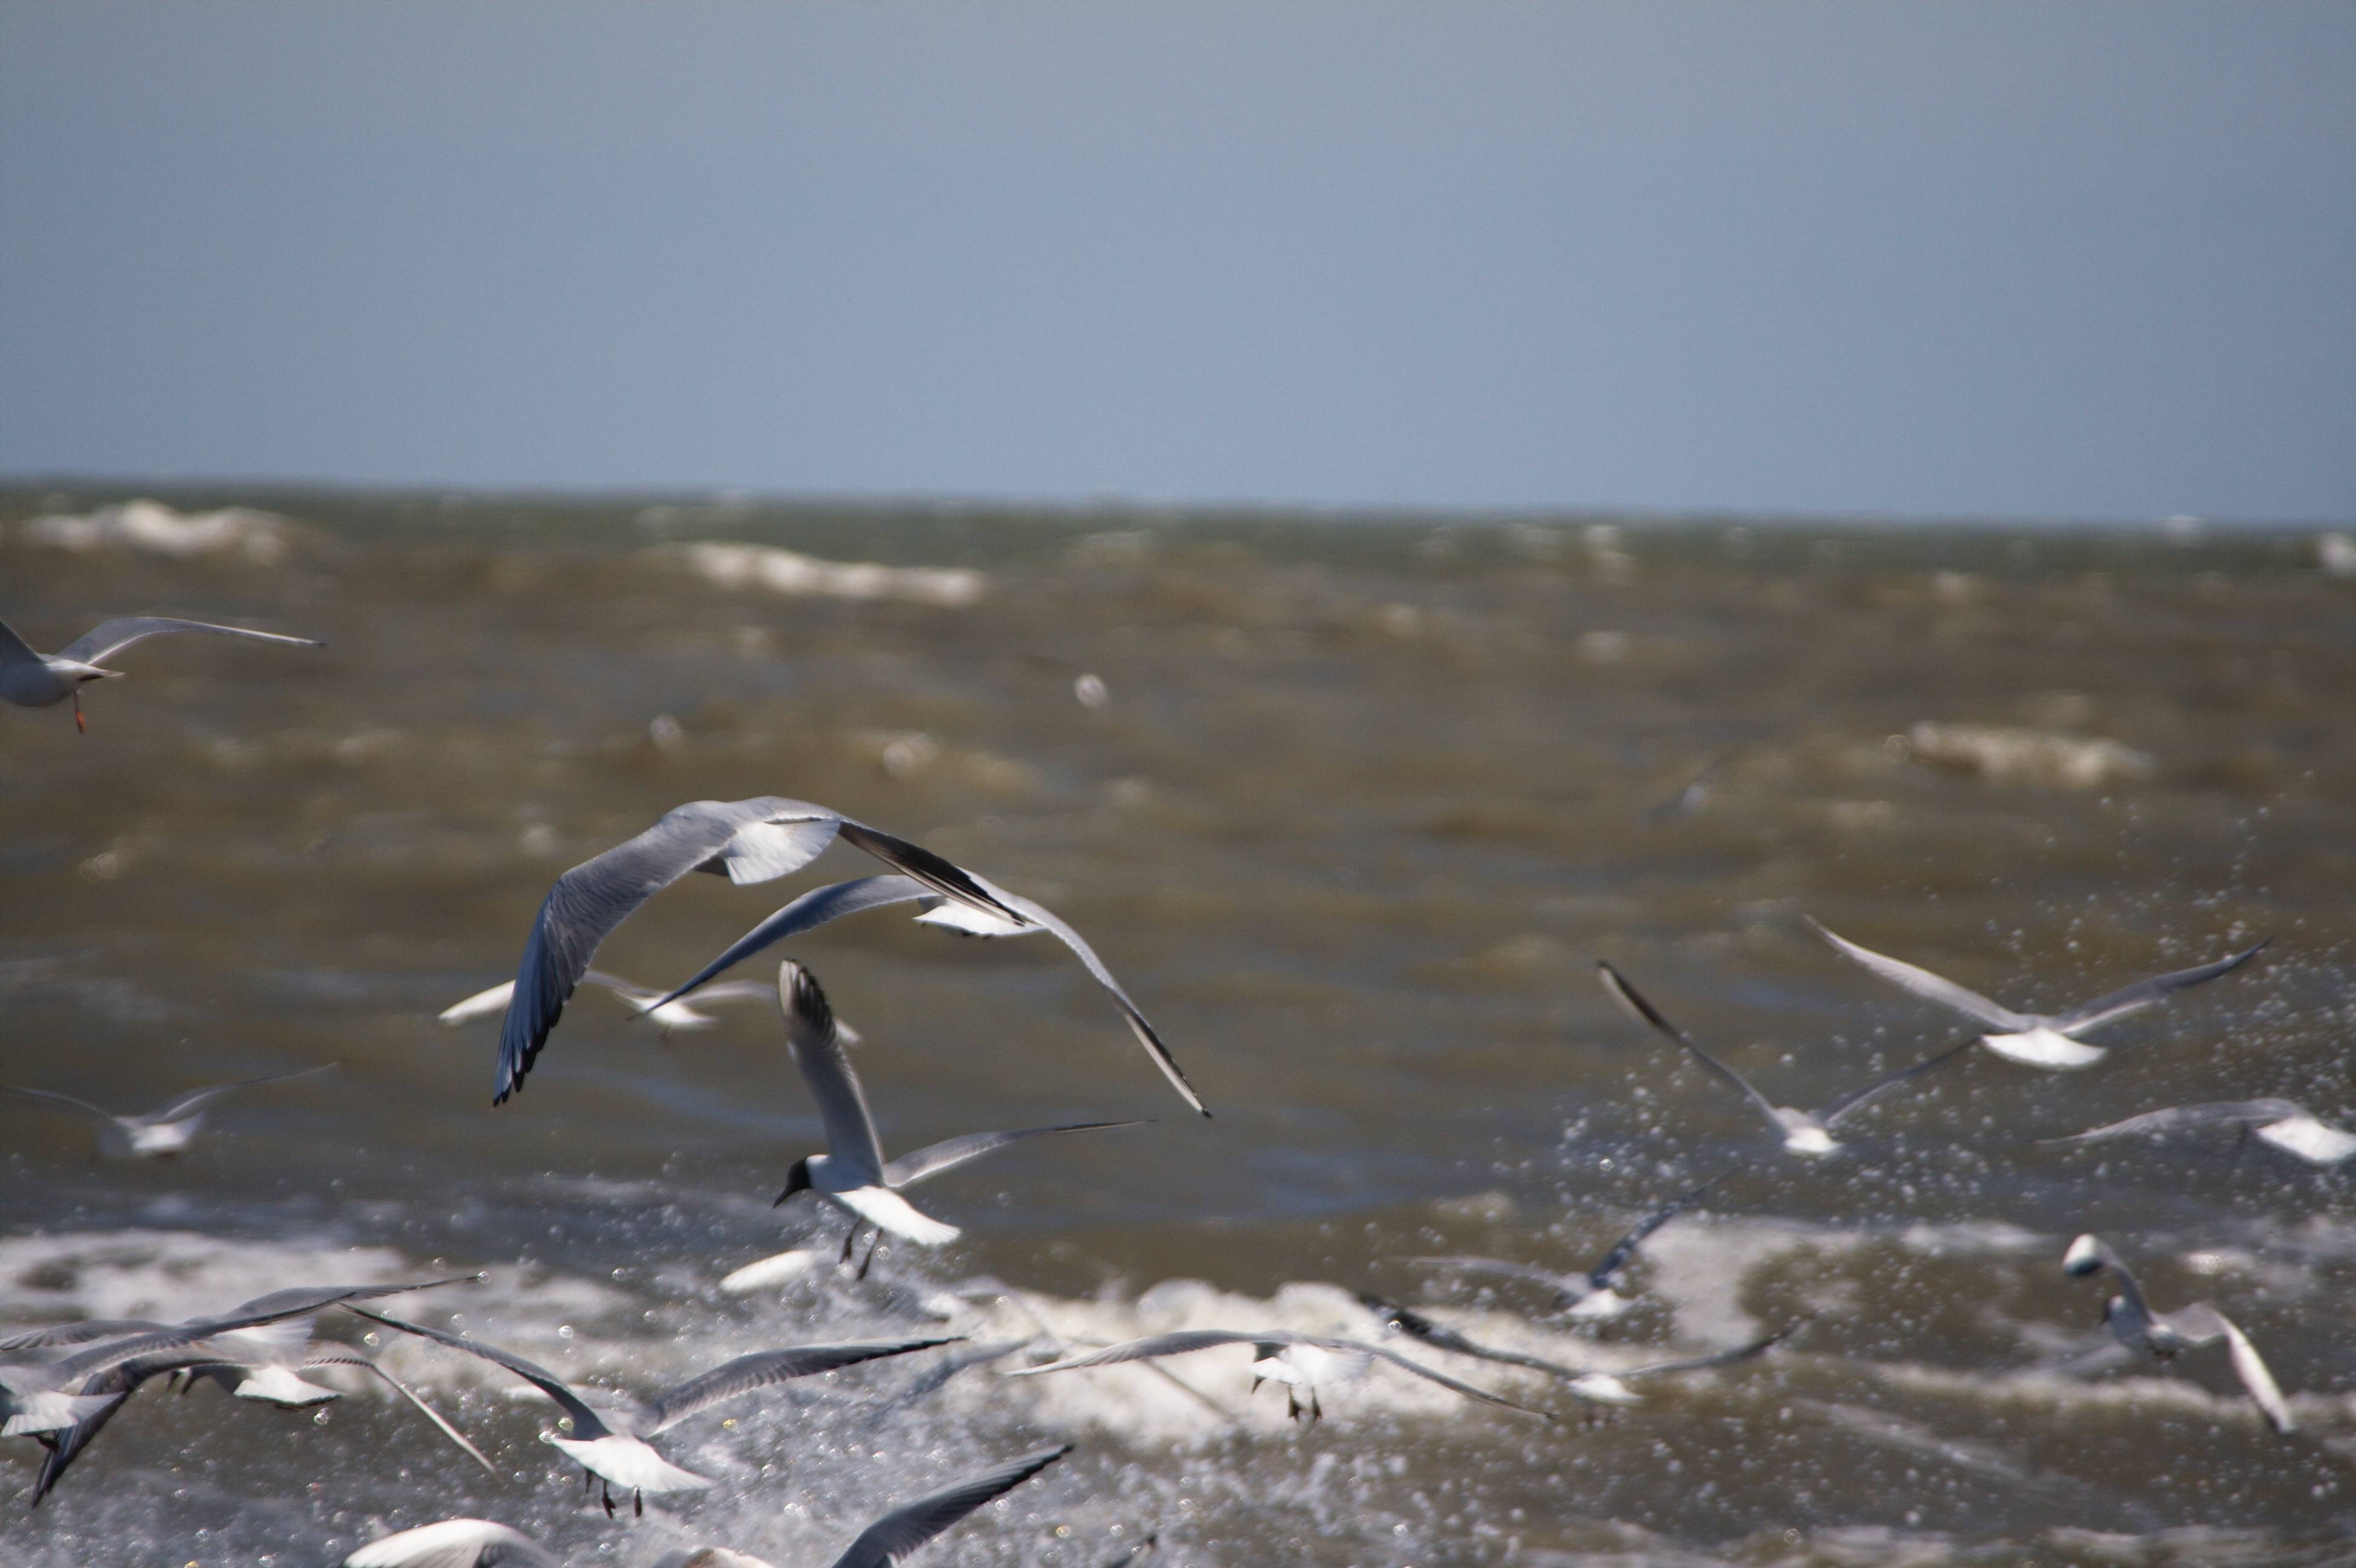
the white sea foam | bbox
[656,541,987,606]
[17,498,296,563]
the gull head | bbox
[773,1157,814,1207]
[2062,1234,2107,1277]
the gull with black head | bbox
[2062,1234,2293,1434]
[1403,1171,1728,1321]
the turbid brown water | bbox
[3,488,2354,1565]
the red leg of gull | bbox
[73,690,86,733]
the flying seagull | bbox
[1,1064,336,1159]
[771,961,1141,1265]
[1806,918,2267,1069]
[1403,1171,1729,1321]
[488,798,1167,1107]
[647,1444,1074,1568]
[0,614,321,731]
[2063,1234,2293,1434]
[1599,962,1972,1157]
[354,1305,954,1515]
[439,971,784,1045]
[650,870,1204,1115]
[1009,1328,1555,1424]
[2042,1100,2356,1166]
[1358,1294,1796,1406]
[343,1520,560,1568]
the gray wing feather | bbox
[2044,1100,2308,1146]
[59,616,321,666]
[0,617,42,672]
[1587,1172,1730,1288]
[826,1445,1071,1568]
[1597,963,1788,1133]
[1805,919,2029,1031]
[2160,1306,2293,1433]
[1817,1036,1977,1127]
[302,1345,499,1474]
[648,876,937,1009]
[1620,1323,1799,1379]
[1009,1331,1259,1373]
[348,1308,610,1438]
[145,1063,337,1123]
[28,1278,472,1390]
[1404,1257,1577,1297]
[641,1337,954,1434]
[343,1520,561,1568]
[0,1319,167,1355]
[778,964,886,1180]
[1,1084,120,1125]
[1354,1341,1555,1418]
[2051,941,2270,1034]
[882,1122,1142,1190]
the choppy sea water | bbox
[4,488,2355,1567]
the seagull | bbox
[0,614,321,731]
[1598,962,1973,1157]
[1358,1294,1797,1406]
[2042,1101,2356,1166]
[647,1443,1074,1568]
[1,1064,336,1159]
[345,1445,1074,1568]
[0,1276,475,1438]
[1009,1328,1554,1424]
[439,971,785,1045]
[771,961,1141,1266]
[2062,1234,2293,1433]
[649,870,1203,1115]
[1403,1171,1729,1321]
[940,1275,1233,1420]
[353,1305,954,1516]
[487,797,1182,1109]
[1806,918,2267,1069]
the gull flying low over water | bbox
[1,1064,336,1159]
[353,1305,953,1515]
[344,1445,1079,1568]
[1806,918,2267,1069]
[1599,962,1973,1157]
[439,971,785,1045]
[1009,1328,1554,1424]
[772,961,1141,1264]
[1359,1295,1796,1406]
[488,799,1202,1116]
[650,870,1203,1115]
[1403,1171,1729,1321]
[2043,1100,2356,1166]
[2063,1234,2293,1434]
[0,614,321,731]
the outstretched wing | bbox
[2164,1304,2293,1433]
[648,875,937,1011]
[2051,941,2270,1034]
[1354,1341,1555,1418]
[1597,963,1788,1135]
[493,800,838,1103]
[1008,1331,1260,1375]
[342,1519,561,1568]
[58,616,321,666]
[1817,1037,1976,1127]
[349,1307,610,1439]
[1620,1323,1799,1379]
[1587,1171,1731,1289]
[2042,1100,2307,1147]
[826,1445,1072,1568]
[145,1063,337,1123]
[1356,1295,1585,1381]
[778,963,886,1181]
[1403,1256,1582,1304]
[641,1337,954,1434]
[0,617,44,673]
[883,1122,1143,1190]
[0,1084,120,1126]
[1804,919,2028,1031]
[302,1345,497,1474]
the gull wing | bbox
[1351,1340,1555,1418]
[2062,1236,2157,1331]
[649,875,936,1009]
[1817,1036,1977,1127]
[1403,1256,1578,1300]
[2050,941,2270,1034]
[57,616,322,666]
[0,617,44,673]
[833,818,1029,927]
[1008,1330,1261,1375]
[349,1308,612,1439]
[0,1320,167,1356]
[1618,1323,1799,1379]
[438,982,515,1026]
[778,963,886,1181]
[2,1084,122,1127]
[144,1063,337,1123]
[824,1444,1072,1568]
[493,799,841,1103]
[639,1337,955,1435]
[1355,1296,1585,1381]
[883,1122,1144,1190]
[301,1344,498,1474]
[1597,963,1788,1136]
[343,1519,561,1568]
[1804,919,2028,1031]
[2164,1305,2294,1434]
[2042,1100,2309,1147]
[1587,1171,1732,1289]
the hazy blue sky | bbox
[2,3,2351,520]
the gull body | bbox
[2045,1100,2356,1166]
[2063,1234,2293,1434]
[0,614,320,730]
[649,869,1204,1114]
[2,1065,335,1160]
[487,797,1067,1105]
[772,961,1140,1254]
[1406,1172,1728,1321]
[356,1305,951,1515]
[1807,918,2266,1069]
[1009,1327,1552,1424]
[1598,963,1972,1158]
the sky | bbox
[1,3,2351,522]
